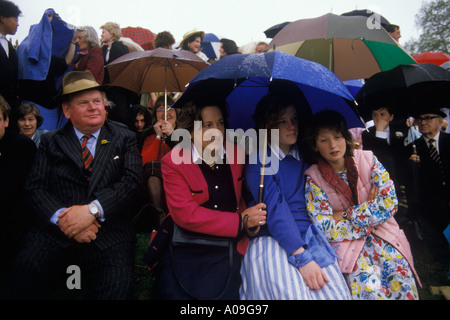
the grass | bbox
[394,195,450,300]
[133,232,154,300]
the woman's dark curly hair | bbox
[253,90,312,142]
[220,38,240,56]
[302,110,354,164]
[176,98,228,134]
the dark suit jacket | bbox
[25,119,144,250]
[102,41,129,85]
[0,40,19,109]
[406,132,450,201]
[362,124,409,185]
[102,41,129,65]
[0,131,36,262]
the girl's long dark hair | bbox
[302,110,355,164]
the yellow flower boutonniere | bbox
[101,139,110,145]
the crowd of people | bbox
[0,0,449,300]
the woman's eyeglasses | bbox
[156,107,175,113]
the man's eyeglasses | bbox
[416,116,440,122]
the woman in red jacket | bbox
[150,98,266,300]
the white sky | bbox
[12,0,423,47]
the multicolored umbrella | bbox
[121,26,156,51]
[413,51,450,66]
[268,13,416,81]
[201,33,221,60]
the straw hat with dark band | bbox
[54,71,109,103]
[179,29,205,50]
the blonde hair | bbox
[100,22,122,42]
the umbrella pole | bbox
[164,87,167,121]
[244,129,267,236]
[163,61,168,140]
[162,86,168,140]
[258,129,268,203]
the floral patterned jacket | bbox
[304,149,421,286]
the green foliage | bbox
[404,0,450,54]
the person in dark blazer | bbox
[0,71,144,299]
[99,22,138,125]
[100,22,129,66]
[0,94,36,273]
[362,106,410,185]
[361,106,424,234]
[150,98,266,300]
[0,1,21,113]
[407,107,450,232]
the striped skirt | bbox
[240,232,351,300]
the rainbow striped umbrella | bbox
[268,13,416,81]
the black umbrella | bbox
[263,21,291,38]
[341,9,390,27]
[355,63,450,121]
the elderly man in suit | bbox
[408,107,450,232]
[0,71,143,299]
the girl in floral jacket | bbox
[303,110,421,300]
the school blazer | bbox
[161,142,249,252]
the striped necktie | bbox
[81,135,94,179]
[428,139,441,166]
[429,139,446,186]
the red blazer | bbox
[161,141,249,253]
[73,46,104,84]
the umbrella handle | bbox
[258,179,264,203]
[258,129,268,204]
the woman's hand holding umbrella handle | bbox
[242,203,267,235]
[154,120,174,138]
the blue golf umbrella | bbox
[201,33,221,60]
[174,51,363,130]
